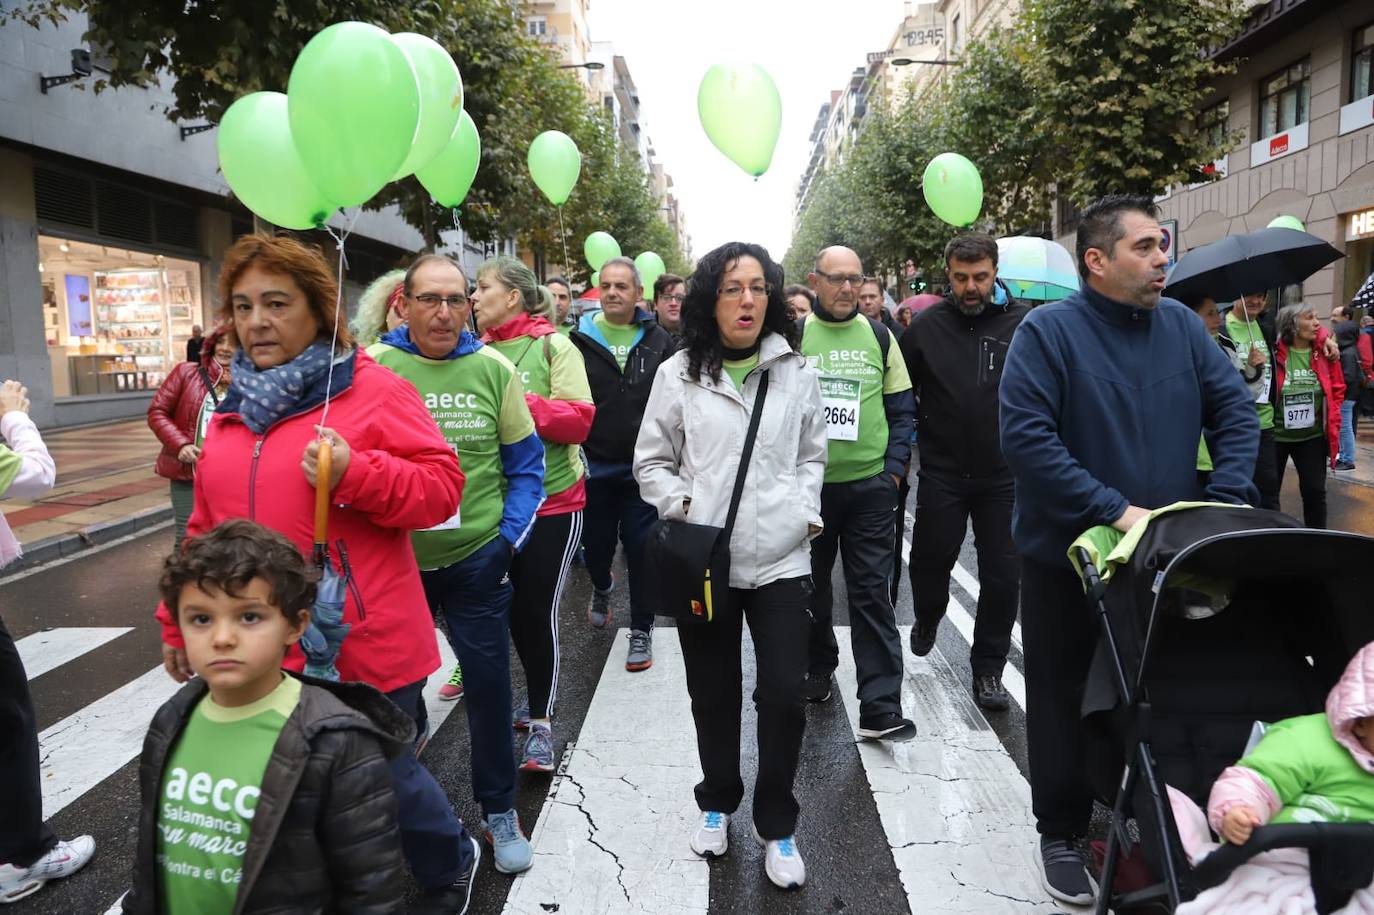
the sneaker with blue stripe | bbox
[690,810,729,857]
[752,825,805,890]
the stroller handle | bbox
[314,438,332,547]
[1191,823,1374,893]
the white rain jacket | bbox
[634,331,827,589]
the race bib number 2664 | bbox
[820,376,860,441]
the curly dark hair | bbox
[681,242,797,382]
[160,519,317,625]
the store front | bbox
[1345,206,1374,308]
[37,236,203,399]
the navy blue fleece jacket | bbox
[998,284,1259,567]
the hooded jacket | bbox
[1337,320,1364,393]
[571,307,677,464]
[999,286,1259,567]
[1207,641,1374,836]
[122,673,413,914]
[148,325,230,482]
[1275,336,1346,468]
[899,280,1028,479]
[634,331,828,589]
[155,349,464,694]
[484,311,595,516]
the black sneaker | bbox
[1038,835,1097,906]
[802,672,832,703]
[856,712,917,741]
[1334,460,1357,472]
[972,675,1011,712]
[415,835,480,915]
[909,622,938,657]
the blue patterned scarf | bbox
[229,341,336,434]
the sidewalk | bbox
[3,418,170,568]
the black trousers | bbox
[677,576,811,839]
[1253,426,1281,511]
[0,616,57,867]
[510,511,582,720]
[909,472,1019,678]
[1020,557,1096,838]
[1275,434,1328,528]
[807,474,905,719]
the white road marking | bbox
[38,664,182,818]
[419,628,464,742]
[505,629,708,915]
[834,627,1062,913]
[18,627,133,680]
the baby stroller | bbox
[1071,502,1374,914]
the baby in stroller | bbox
[1173,640,1374,914]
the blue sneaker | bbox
[482,809,533,874]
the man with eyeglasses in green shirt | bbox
[800,246,917,742]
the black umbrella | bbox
[1353,271,1374,311]
[1163,227,1343,303]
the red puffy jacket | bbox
[1275,338,1346,469]
[155,349,464,693]
[146,326,229,481]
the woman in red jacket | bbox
[145,324,233,548]
[1274,302,1345,528]
[153,234,481,910]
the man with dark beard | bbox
[898,233,1027,713]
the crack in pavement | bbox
[557,772,631,903]
[946,869,1038,906]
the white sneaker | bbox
[0,836,96,904]
[689,811,729,857]
[752,825,805,889]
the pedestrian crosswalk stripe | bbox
[504,629,709,914]
[18,626,132,680]
[833,628,1057,913]
[39,664,181,818]
[899,530,1027,709]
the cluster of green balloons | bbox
[581,237,665,301]
[217,22,483,229]
[698,63,782,177]
[922,153,984,227]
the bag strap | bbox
[197,365,220,406]
[721,369,770,538]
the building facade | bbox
[0,13,426,429]
[1141,0,1374,313]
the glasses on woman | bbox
[717,283,773,302]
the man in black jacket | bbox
[571,257,677,672]
[899,233,1027,712]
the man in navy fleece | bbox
[999,194,1258,906]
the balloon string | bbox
[318,208,360,435]
[451,207,461,234]
[556,205,571,278]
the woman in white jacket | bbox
[634,242,827,891]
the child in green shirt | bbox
[121,520,412,914]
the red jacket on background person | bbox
[146,325,230,481]
[1275,338,1346,469]
[154,349,464,694]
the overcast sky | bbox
[587,0,902,266]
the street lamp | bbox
[557,61,605,70]
[890,57,963,66]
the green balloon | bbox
[416,110,481,207]
[527,131,581,206]
[1268,215,1305,231]
[390,32,463,180]
[635,251,665,298]
[697,64,782,177]
[922,153,984,226]
[590,271,600,289]
[217,92,334,230]
[288,22,420,207]
[584,232,621,270]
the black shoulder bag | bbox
[646,370,770,625]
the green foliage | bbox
[786,0,1246,278]
[1021,0,1247,203]
[11,0,686,267]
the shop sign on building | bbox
[1348,207,1374,242]
[1250,121,1309,167]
